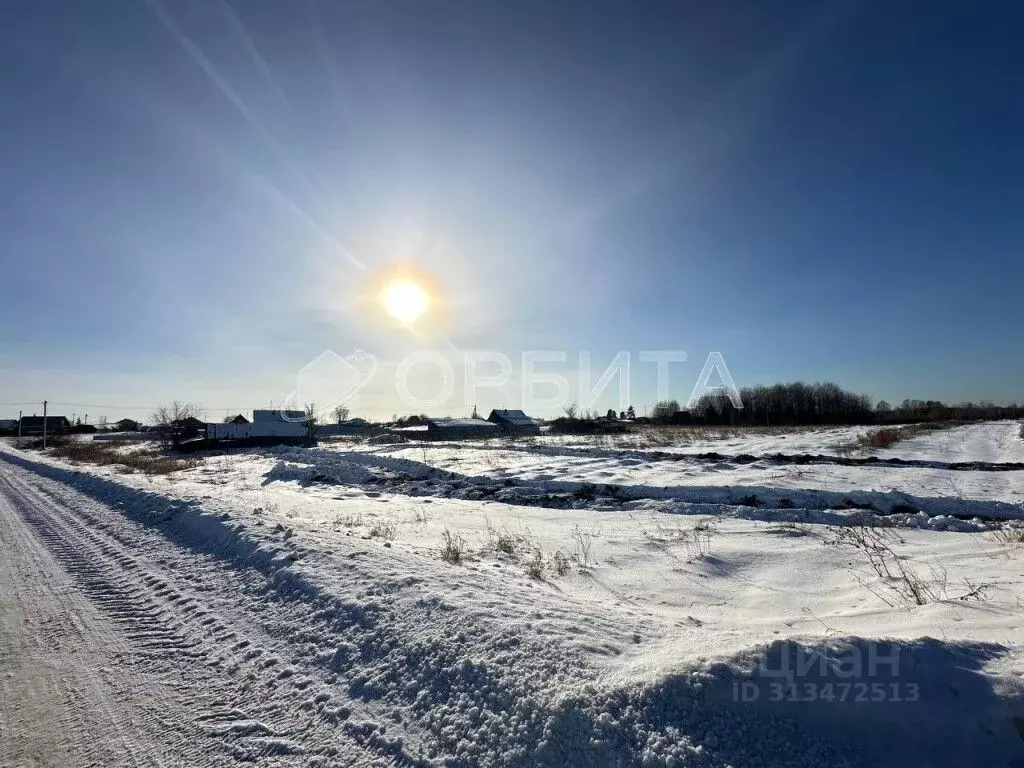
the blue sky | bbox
[1,1,1021,421]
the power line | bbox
[1,401,245,413]
[2,401,447,417]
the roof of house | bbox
[427,417,499,429]
[487,409,535,426]
[115,418,140,426]
[228,414,250,424]
[20,415,70,426]
[171,417,206,428]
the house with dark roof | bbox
[115,418,141,431]
[487,409,540,436]
[425,417,500,440]
[166,416,206,441]
[227,414,250,425]
[19,415,71,435]
[315,417,373,437]
[172,417,206,430]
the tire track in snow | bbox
[0,467,396,766]
[0,449,648,766]
[0,476,165,768]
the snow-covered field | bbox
[2,421,1024,766]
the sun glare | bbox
[381,277,430,325]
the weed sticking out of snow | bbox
[440,528,467,564]
[570,524,599,567]
[827,525,993,606]
[484,517,538,563]
[334,512,364,529]
[525,546,545,579]
[552,549,573,576]
[767,521,814,538]
[640,518,717,560]
[990,526,1024,550]
[368,520,396,541]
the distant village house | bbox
[425,417,499,440]
[487,409,540,436]
[19,415,71,435]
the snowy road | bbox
[0,472,162,767]
[0,461,389,767]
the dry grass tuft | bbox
[525,547,545,579]
[828,525,990,606]
[369,520,396,541]
[991,527,1024,550]
[440,529,467,564]
[47,439,195,475]
[853,422,951,451]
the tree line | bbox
[648,382,1022,426]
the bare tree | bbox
[332,404,350,424]
[305,402,318,439]
[650,400,681,423]
[151,401,204,448]
[151,400,203,427]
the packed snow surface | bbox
[2,421,1023,766]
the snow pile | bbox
[263,457,378,487]
[555,636,1024,768]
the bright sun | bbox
[381,278,430,325]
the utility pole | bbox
[43,400,48,449]
[17,410,22,447]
